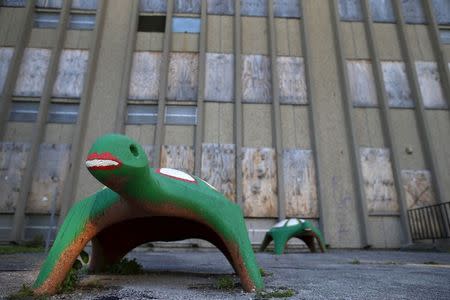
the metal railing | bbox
[407,202,450,241]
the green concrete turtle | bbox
[259,218,325,255]
[33,134,263,294]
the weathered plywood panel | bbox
[207,0,234,15]
[242,55,271,103]
[360,147,398,214]
[72,0,97,10]
[433,0,450,25]
[415,61,448,109]
[0,47,13,94]
[142,144,155,167]
[241,0,267,17]
[27,144,71,214]
[274,0,301,18]
[52,49,89,98]
[242,147,277,217]
[36,0,62,8]
[370,0,395,23]
[338,0,363,21]
[167,53,199,101]
[277,56,307,104]
[160,145,194,174]
[402,0,426,24]
[201,143,235,201]
[347,60,377,107]
[174,0,201,14]
[283,149,318,218]
[381,61,414,108]
[205,53,233,102]
[401,170,436,209]
[14,48,51,97]
[129,52,161,100]
[0,142,30,213]
[139,0,166,12]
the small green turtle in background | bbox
[259,218,325,255]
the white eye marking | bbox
[287,219,300,227]
[273,219,288,228]
[86,159,119,167]
[159,168,196,182]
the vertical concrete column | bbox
[328,0,370,247]
[267,0,286,221]
[10,0,73,242]
[392,0,447,205]
[194,0,208,176]
[298,1,328,239]
[234,1,244,209]
[360,0,412,245]
[153,0,174,167]
[0,0,35,140]
[114,0,140,134]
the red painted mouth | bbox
[86,152,122,170]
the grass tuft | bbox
[6,284,48,300]
[214,276,235,290]
[255,288,296,299]
[0,245,44,255]
[259,267,272,277]
[350,259,360,265]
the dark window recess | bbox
[138,16,166,32]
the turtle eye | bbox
[130,144,139,157]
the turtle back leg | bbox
[259,233,273,252]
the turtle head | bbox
[86,134,149,192]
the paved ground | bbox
[1,248,450,299]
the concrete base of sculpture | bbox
[259,218,326,255]
[33,134,263,295]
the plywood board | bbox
[381,61,414,108]
[242,147,277,217]
[207,0,234,15]
[241,0,267,17]
[27,144,71,214]
[174,0,201,14]
[283,149,318,218]
[277,56,307,104]
[338,0,363,21]
[401,170,436,209]
[36,0,62,8]
[274,0,301,18]
[14,48,51,97]
[360,147,398,214]
[139,0,166,12]
[129,52,161,100]
[142,144,155,167]
[201,143,235,201]
[72,0,97,10]
[433,0,450,25]
[0,142,30,213]
[401,0,426,24]
[0,47,14,94]
[52,49,89,98]
[370,0,395,22]
[205,53,233,102]
[160,145,194,174]
[415,61,448,109]
[167,53,199,101]
[242,55,272,103]
[347,60,377,107]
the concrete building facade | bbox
[0,0,449,248]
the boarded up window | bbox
[347,60,377,107]
[53,49,89,98]
[205,53,234,102]
[160,145,194,174]
[401,170,435,209]
[241,0,267,17]
[0,142,30,213]
[14,48,51,97]
[242,55,272,103]
[274,0,301,18]
[381,61,414,108]
[242,147,277,217]
[139,0,166,13]
[167,53,199,101]
[277,56,307,104]
[0,47,14,94]
[27,144,71,214]
[401,0,426,24]
[415,61,448,109]
[174,0,201,14]
[360,147,398,214]
[129,52,161,100]
[432,0,450,25]
[370,0,395,23]
[339,0,363,21]
[201,143,236,201]
[283,149,318,218]
[207,0,234,15]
